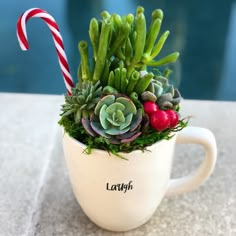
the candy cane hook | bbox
[17,8,74,95]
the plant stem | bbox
[134,73,153,95]
[78,41,91,81]
[147,52,179,67]
[131,7,146,65]
[89,18,99,62]
[93,19,112,82]
[126,70,139,94]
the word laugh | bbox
[106,181,133,193]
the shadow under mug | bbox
[62,126,217,232]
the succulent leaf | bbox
[116,130,140,140]
[120,113,133,130]
[78,95,85,104]
[82,110,90,119]
[116,110,125,122]
[94,95,115,115]
[103,85,118,95]
[116,97,137,115]
[130,108,142,131]
[106,127,130,135]
[121,131,142,143]
[90,120,111,138]
[106,102,125,114]
[99,104,109,129]
[172,89,181,105]
[157,93,172,104]
[141,114,150,133]
[141,91,157,102]
[75,109,82,123]
[61,81,102,123]
[81,118,97,137]
[152,83,163,97]
[107,117,121,126]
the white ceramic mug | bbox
[62,126,217,232]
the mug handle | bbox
[166,126,217,197]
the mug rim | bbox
[62,129,177,156]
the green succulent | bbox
[77,6,179,86]
[156,89,181,110]
[141,76,181,110]
[60,81,102,123]
[59,6,186,155]
[81,94,143,144]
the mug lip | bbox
[63,129,177,156]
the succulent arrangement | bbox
[59,6,188,157]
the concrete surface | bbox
[0,93,235,236]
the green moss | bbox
[59,115,188,158]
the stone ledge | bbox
[0,93,236,236]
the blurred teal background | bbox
[0,0,236,100]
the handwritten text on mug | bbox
[106,181,133,193]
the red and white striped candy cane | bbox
[17,8,74,95]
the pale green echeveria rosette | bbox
[82,94,143,144]
[140,72,181,110]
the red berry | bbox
[165,110,179,128]
[143,101,159,115]
[150,110,170,131]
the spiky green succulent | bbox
[81,94,144,144]
[141,76,181,110]
[61,81,102,123]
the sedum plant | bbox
[59,6,188,157]
[61,81,102,123]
